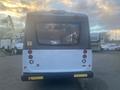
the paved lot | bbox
[0,51,120,90]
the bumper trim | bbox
[21,71,93,81]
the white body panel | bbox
[23,49,92,73]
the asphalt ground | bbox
[0,51,120,90]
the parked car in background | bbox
[0,39,12,50]
[10,39,23,55]
[0,38,23,55]
[101,43,120,51]
[15,42,23,54]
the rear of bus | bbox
[21,11,93,81]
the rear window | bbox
[36,23,80,45]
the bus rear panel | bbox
[21,11,93,81]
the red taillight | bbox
[29,55,33,59]
[28,49,32,54]
[83,55,87,58]
[83,49,87,53]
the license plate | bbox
[74,74,88,78]
[28,76,44,80]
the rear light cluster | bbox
[29,55,33,59]
[82,49,87,64]
[28,48,34,64]
[27,46,40,67]
[28,48,32,54]
[24,41,40,68]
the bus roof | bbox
[27,10,88,17]
[26,10,88,23]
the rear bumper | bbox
[21,71,93,81]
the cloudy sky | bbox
[0,0,120,32]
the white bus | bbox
[21,11,93,81]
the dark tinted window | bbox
[36,23,80,45]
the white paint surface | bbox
[23,49,92,73]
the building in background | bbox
[106,30,120,41]
[90,32,102,51]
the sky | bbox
[0,0,120,32]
